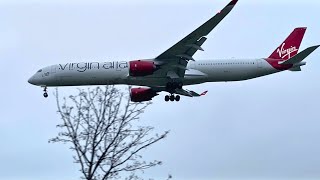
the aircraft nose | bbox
[28,76,36,85]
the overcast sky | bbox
[0,0,320,180]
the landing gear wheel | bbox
[43,86,48,98]
[170,95,175,101]
[165,95,170,102]
[175,95,180,102]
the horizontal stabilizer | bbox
[281,45,320,65]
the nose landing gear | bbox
[43,86,48,98]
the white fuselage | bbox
[28,59,280,87]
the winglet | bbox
[228,0,238,6]
[200,91,208,96]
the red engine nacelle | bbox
[130,88,158,102]
[129,60,157,77]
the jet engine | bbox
[129,60,157,77]
[130,88,158,102]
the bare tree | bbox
[49,86,169,180]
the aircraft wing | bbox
[175,88,208,97]
[154,0,238,78]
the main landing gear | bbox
[165,81,183,102]
[165,94,180,102]
[166,82,183,90]
[43,86,48,98]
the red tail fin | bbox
[269,27,307,60]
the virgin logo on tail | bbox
[277,43,298,59]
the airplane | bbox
[28,0,319,102]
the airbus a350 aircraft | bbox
[28,0,319,102]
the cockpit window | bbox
[37,69,42,73]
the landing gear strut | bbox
[165,95,180,102]
[165,81,182,102]
[166,82,183,91]
[43,86,48,98]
